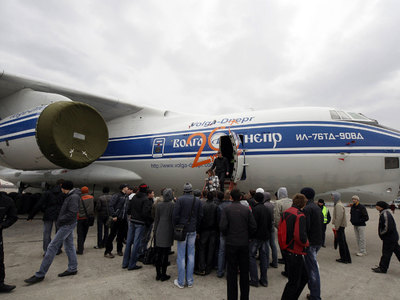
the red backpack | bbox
[278,207,309,255]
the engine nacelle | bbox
[0,101,108,170]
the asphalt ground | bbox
[2,206,400,300]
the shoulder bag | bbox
[174,196,196,241]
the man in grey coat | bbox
[154,188,175,281]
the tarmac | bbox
[2,206,400,300]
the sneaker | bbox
[58,270,77,277]
[187,283,193,288]
[104,253,115,258]
[117,251,123,256]
[0,283,16,293]
[174,279,184,289]
[356,252,366,256]
[269,263,278,268]
[217,273,224,278]
[24,275,44,285]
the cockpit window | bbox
[347,112,371,121]
[330,110,375,123]
[330,110,341,120]
[337,111,351,119]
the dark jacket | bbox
[219,201,257,246]
[95,193,112,217]
[108,192,128,219]
[264,201,275,230]
[212,156,229,173]
[129,192,153,225]
[28,185,65,221]
[303,200,324,246]
[251,202,272,241]
[350,203,369,226]
[57,188,80,227]
[378,209,399,242]
[0,193,18,231]
[173,193,203,233]
[200,200,218,231]
[217,200,231,224]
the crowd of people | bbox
[0,176,400,299]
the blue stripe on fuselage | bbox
[0,118,38,140]
[101,121,400,160]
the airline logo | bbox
[189,116,255,128]
[172,132,283,149]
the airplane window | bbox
[337,111,351,119]
[385,157,399,169]
[347,112,371,121]
[330,110,341,120]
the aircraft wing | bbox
[0,71,143,121]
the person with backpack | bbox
[76,186,95,255]
[350,195,369,256]
[317,199,331,247]
[279,193,309,300]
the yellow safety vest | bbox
[322,206,328,224]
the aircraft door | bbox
[220,132,246,183]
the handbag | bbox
[81,198,95,226]
[174,196,196,241]
[142,236,157,265]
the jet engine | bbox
[0,101,109,170]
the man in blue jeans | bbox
[25,181,80,285]
[173,183,203,288]
[301,187,324,300]
[122,184,153,270]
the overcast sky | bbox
[1,0,400,128]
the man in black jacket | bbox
[197,191,218,275]
[211,151,230,192]
[249,192,272,288]
[28,179,65,255]
[122,184,153,270]
[350,195,369,256]
[25,181,80,285]
[0,192,18,293]
[220,189,256,300]
[104,184,129,258]
[372,201,400,273]
[301,187,323,300]
[173,183,203,288]
[94,187,111,249]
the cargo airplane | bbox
[0,71,399,203]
